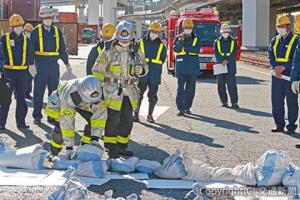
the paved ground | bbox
[0,45,299,199]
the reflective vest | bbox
[273,34,298,63]
[4,33,28,70]
[140,40,164,64]
[97,46,102,55]
[34,25,60,56]
[216,39,235,57]
[176,37,198,56]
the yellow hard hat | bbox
[182,18,193,29]
[24,23,33,32]
[101,23,116,39]
[149,22,161,33]
[9,14,24,27]
[276,15,291,26]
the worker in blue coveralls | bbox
[173,18,201,116]
[30,6,71,125]
[86,23,116,75]
[133,22,167,123]
[268,15,299,134]
[0,14,34,130]
[214,24,239,109]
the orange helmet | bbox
[276,15,291,26]
[182,18,193,29]
[149,22,161,33]
[24,23,33,32]
[101,23,116,39]
[9,14,24,27]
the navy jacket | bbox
[30,25,69,65]
[290,39,300,81]
[1,31,34,67]
[173,33,201,75]
[138,34,167,84]
[214,36,238,74]
[268,32,298,77]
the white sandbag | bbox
[182,156,212,181]
[52,155,81,170]
[283,163,300,199]
[155,150,187,179]
[0,144,47,169]
[135,160,161,174]
[210,167,235,182]
[233,162,257,186]
[109,157,139,173]
[104,190,138,200]
[72,144,103,162]
[76,161,108,178]
[255,150,290,186]
[60,71,77,81]
[185,183,213,200]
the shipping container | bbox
[7,0,40,21]
[78,23,99,43]
[59,12,77,23]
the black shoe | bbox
[117,147,133,157]
[177,110,185,116]
[133,113,140,122]
[34,119,42,125]
[147,115,155,123]
[221,103,229,108]
[108,150,120,159]
[271,127,284,133]
[17,124,30,129]
[185,109,192,114]
[0,125,5,130]
[231,103,240,109]
[295,143,300,148]
[25,93,33,100]
[286,130,296,135]
[47,117,56,125]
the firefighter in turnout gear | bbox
[45,76,107,159]
[92,20,148,158]
[133,22,167,123]
[86,23,116,75]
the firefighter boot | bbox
[117,144,133,157]
[105,143,119,159]
[133,111,140,122]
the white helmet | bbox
[77,76,102,103]
[114,20,135,42]
[220,24,231,33]
[39,6,53,18]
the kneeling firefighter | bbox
[92,20,148,158]
[45,75,107,159]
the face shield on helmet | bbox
[77,76,102,103]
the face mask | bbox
[43,19,53,27]
[25,32,31,38]
[149,32,159,40]
[13,26,23,36]
[184,29,192,35]
[277,28,287,37]
[119,41,130,47]
[222,33,229,39]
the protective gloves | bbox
[28,65,37,77]
[292,81,300,94]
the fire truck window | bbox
[192,22,221,46]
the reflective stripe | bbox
[44,107,60,120]
[140,40,164,64]
[81,135,91,144]
[117,135,131,144]
[97,46,102,55]
[35,25,60,56]
[92,71,105,81]
[216,39,235,57]
[192,37,198,46]
[61,108,76,117]
[130,99,138,109]
[91,119,106,128]
[51,139,63,148]
[107,99,122,110]
[5,33,27,68]
[176,37,198,56]
[273,34,298,63]
[109,65,122,73]
[103,136,117,144]
[61,128,75,138]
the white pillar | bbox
[269,7,276,42]
[103,0,117,25]
[242,0,270,49]
[135,19,143,40]
[88,0,99,25]
[78,4,86,24]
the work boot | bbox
[221,103,229,108]
[147,115,155,123]
[47,117,56,125]
[231,103,240,109]
[185,109,192,114]
[17,124,30,129]
[117,145,133,157]
[286,129,296,135]
[177,110,185,116]
[108,149,120,159]
[295,143,300,149]
[25,92,33,100]
[271,127,284,133]
[133,111,140,122]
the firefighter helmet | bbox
[276,15,291,26]
[24,23,33,32]
[9,14,24,27]
[77,76,102,103]
[149,22,161,33]
[114,20,134,42]
[39,6,53,18]
[101,23,116,39]
[182,18,193,29]
[220,24,232,33]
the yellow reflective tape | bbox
[61,108,76,117]
[91,119,106,128]
[151,43,164,64]
[21,35,27,66]
[229,40,234,56]
[117,135,131,144]
[99,100,107,108]
[192,37,198,46]
[216,40,224,56]
[45,108,60,120]
[131,99,138,109]
[273,35,280,60]
[34,51,59,56]
[97,46,102,55]
[3,65,28,70]
[92,71,105,81]
[38,25,43,52]
[217,39,235,57]
[36,25,60,56]
[81,135,91,144]
[107,99,122,110]
[103,136,117,144]
[54,26,59,52]
[61,128,75,138]
[140,40,145,55]
[51,139,63,148]
[109,65,122,73]
[6,33,13,66]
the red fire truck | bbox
[164,8,241,75]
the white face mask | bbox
[25,32,31,38]
[43,19,53,27]
[13,26,23,36]
[149,32,159,40]
[222,33,229,39]
[119,41,130,47]
[277,28,287,37]
[184,29,192,35]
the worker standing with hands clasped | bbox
[31,6,71,125]
[173,18,201,116]
[268,15,299,134]
[214,24,239,109]
[86,23,116,75]
[133,22,167,123]
[0,14,34,130]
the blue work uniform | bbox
[86,39,113,75]
[0,31,33,127]
[137,34,167,115]
[25,35,33,95]
[30,24,69,121]
[173,33,201,111]
[268,32,299,131]
[214,36,238,105]
[291,39,300,81]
